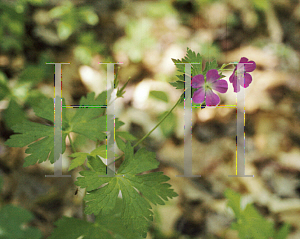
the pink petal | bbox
[237,63,245,75]
[243,73,252,88]
[238,57,256,72]
[236,69,245,85]
[206,69,220,83]
[236,72,252,88]
[239,57,249,63]
[231,73,240,93]
[234,83,241,93]
[244,61,256,72]
[192,74,205,88]
[212,79,228,93]
[192,87,205,104]
[229,69,236,83]
[229,73,238,92]
[205,89,220,106]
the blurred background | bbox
[0,0,300,238]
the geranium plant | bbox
[2,48,280,239]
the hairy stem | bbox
[112,97,182,163]
[82,188,87,221]
[68,134,76,153]
[133,97,181,148]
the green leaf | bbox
[225,189,290,239]
[68,152,89,171]
[158,111,176,137]
[26,0,46,6]
[0,3,24,22]
[57,21,73,40]
[274,223,291,239]
[75,143,178,238]
[69,92,109,141]
[79,7,99,25]
[32,97,55,123]
[203,59,218,76]
[5,91,124,167]
[117,145,159,174]
[115,118,125,129]
[95,200,139,238]
[169,80,184,89]
[6,120,68,167]
[171,47,203,76]
[0,175,3,193]
[48,216,114,239]
[116,136,126,152]
[116,131,137,141]
[49,4,71,18]
[71,115,106,142]
[90,145,107,158]
[70,91,105,123]
[116,131,137,152]
[5,97,68,166]
[225,188,241,218]
[73,46,92,65]
[170,48,203,108]
[149,90,169,102]
[19,65,45,84]
[0,71,10,100]
[3,99,26,129]
[50,202,144,239]
[238,204,274,239]
[0,205,42,239]
[179,92,185,104]
[252,0,269,10]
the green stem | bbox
[219,63,230,71]
[133,97,181,148]
[112,97,182,163]
[96,139,100,147]
[82,188,87,221]
[114,152,124,162]
[68,134,88,221]
[219,62,238,71]
[118,77,131,95]
[114,66,120,88]
[68,134,88,220]
[68,134,76,153]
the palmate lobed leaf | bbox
[149,90,169,103]
[170,49,219,91]
[75,142,178,238]
[68,152,89,171]
[115,131,137,152]
[48,216,114,239]
[169,80,184,90]
[171,47,203,77]
[0,205,42,239]
[225,189,291,239]
[203,58,218,76]
[233,204,274,239]
[5,97,68,166]
[225,189,241,218]
[5,91,123,167]
[50,199,143,239]
[69,132,131,171]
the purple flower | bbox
[229,57,256,93]
[192,69,228,106]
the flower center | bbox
[205,81,212,91]
[236,65,245,76]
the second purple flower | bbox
[192,69,228,106]
[229,57,256,93]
